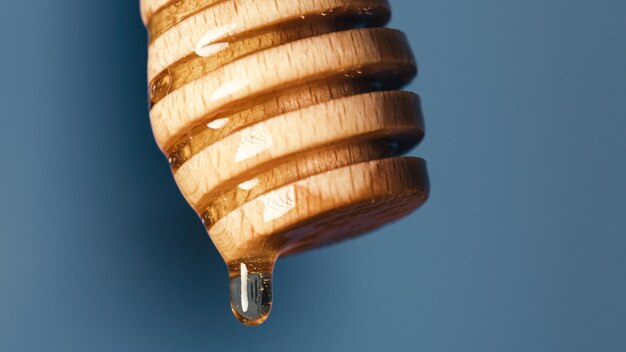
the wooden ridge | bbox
[147,0,391,80]
[150,28,415,150]
[174,91,422,209]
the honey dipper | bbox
[141,0,428,325]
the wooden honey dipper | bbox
[141,0,429,325]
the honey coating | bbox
[142,0,428,325]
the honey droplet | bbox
[149,70,172,106]
[229,261,274,326]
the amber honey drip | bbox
[142,0,428,326]
[227,258,275,325]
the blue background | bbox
[1,0,625,350]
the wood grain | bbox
[142,0,428,266]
